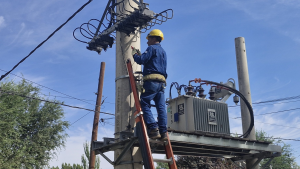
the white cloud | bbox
[0,16,6,28]
[49,124,115,169]
[224,0,300,43]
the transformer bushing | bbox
[186,85,195,96]
[208,88,215,100]
[198,86,205,98]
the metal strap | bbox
[135,111,143,119]
[115,72,141,82]
[115,75,129,82]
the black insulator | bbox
[198,86,205,98]
[186,85,195,96]
[209,88,215,100]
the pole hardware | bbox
[73,0,173,54]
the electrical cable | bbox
[256,121,300,129]
[0,89,115,116]
[229,98,300,108]
[230,133,300,141]
[0,0,93,82]
[232,107,300,118]
[0,68,100,106]
[230,118,300,129]
[70,111,93,126]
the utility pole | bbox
[235,37,258,169]
[89,62,106,169]
[114,0,143,168]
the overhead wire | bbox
[230,118,300,130]
[70,111,93,126]
[231,133,300,142]
[0,0,94,82]
[232,107,300,119]
[0,88,115,116]
[229,95,300,108]
[0,68,100,106]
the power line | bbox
[231,133,300,141]
[70,111,93,126]
[232,107,300,119]
[231,118,300,130]
[0,0,93,82]
[0,68,99,106]
[229,99,300,108]
[255,121,300,130]
[0,88,114,116]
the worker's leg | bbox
[140,81,160,131]
[153,82,167,135]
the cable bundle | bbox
[73,0,173,53]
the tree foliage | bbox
[0,79,69,168]
[81,141,100,169]
[156,161,168,169]
[256,130,300,169]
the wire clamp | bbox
[135,111,143,119]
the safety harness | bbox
[143,73,166,83]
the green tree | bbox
[256,130,300,169]
[0,79,69,168]
[81,141,100,169]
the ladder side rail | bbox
[164,133,178,169]
[126,59,155,169]
[126,60,142,111]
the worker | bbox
[132,29,168,140]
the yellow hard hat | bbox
[146,29,164,41]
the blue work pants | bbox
[140,81,167,134]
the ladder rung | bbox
[153,157,173,164]
[149,138,165,144]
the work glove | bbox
[131,47,141,56]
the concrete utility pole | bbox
[89,62,105,169]
[114,0,143,168]
[235,37,258,169]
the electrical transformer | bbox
[167,95,230,135]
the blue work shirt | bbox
[133,43,167,79]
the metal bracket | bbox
[99,151,114,165]
[261,156,275,169]
[119,131,134,141]
[114,137,138,165]
[135,111,143,119]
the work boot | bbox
[160,132,168,141]
[148,128,161,139]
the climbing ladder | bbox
[126,59,177,169]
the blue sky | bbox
[1,0,300,168]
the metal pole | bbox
[89,62,106,169]
[235,37,258,169]
[115,0,143,169]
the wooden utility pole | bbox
[89,62,106,169]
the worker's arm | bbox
[133,46,153,65]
